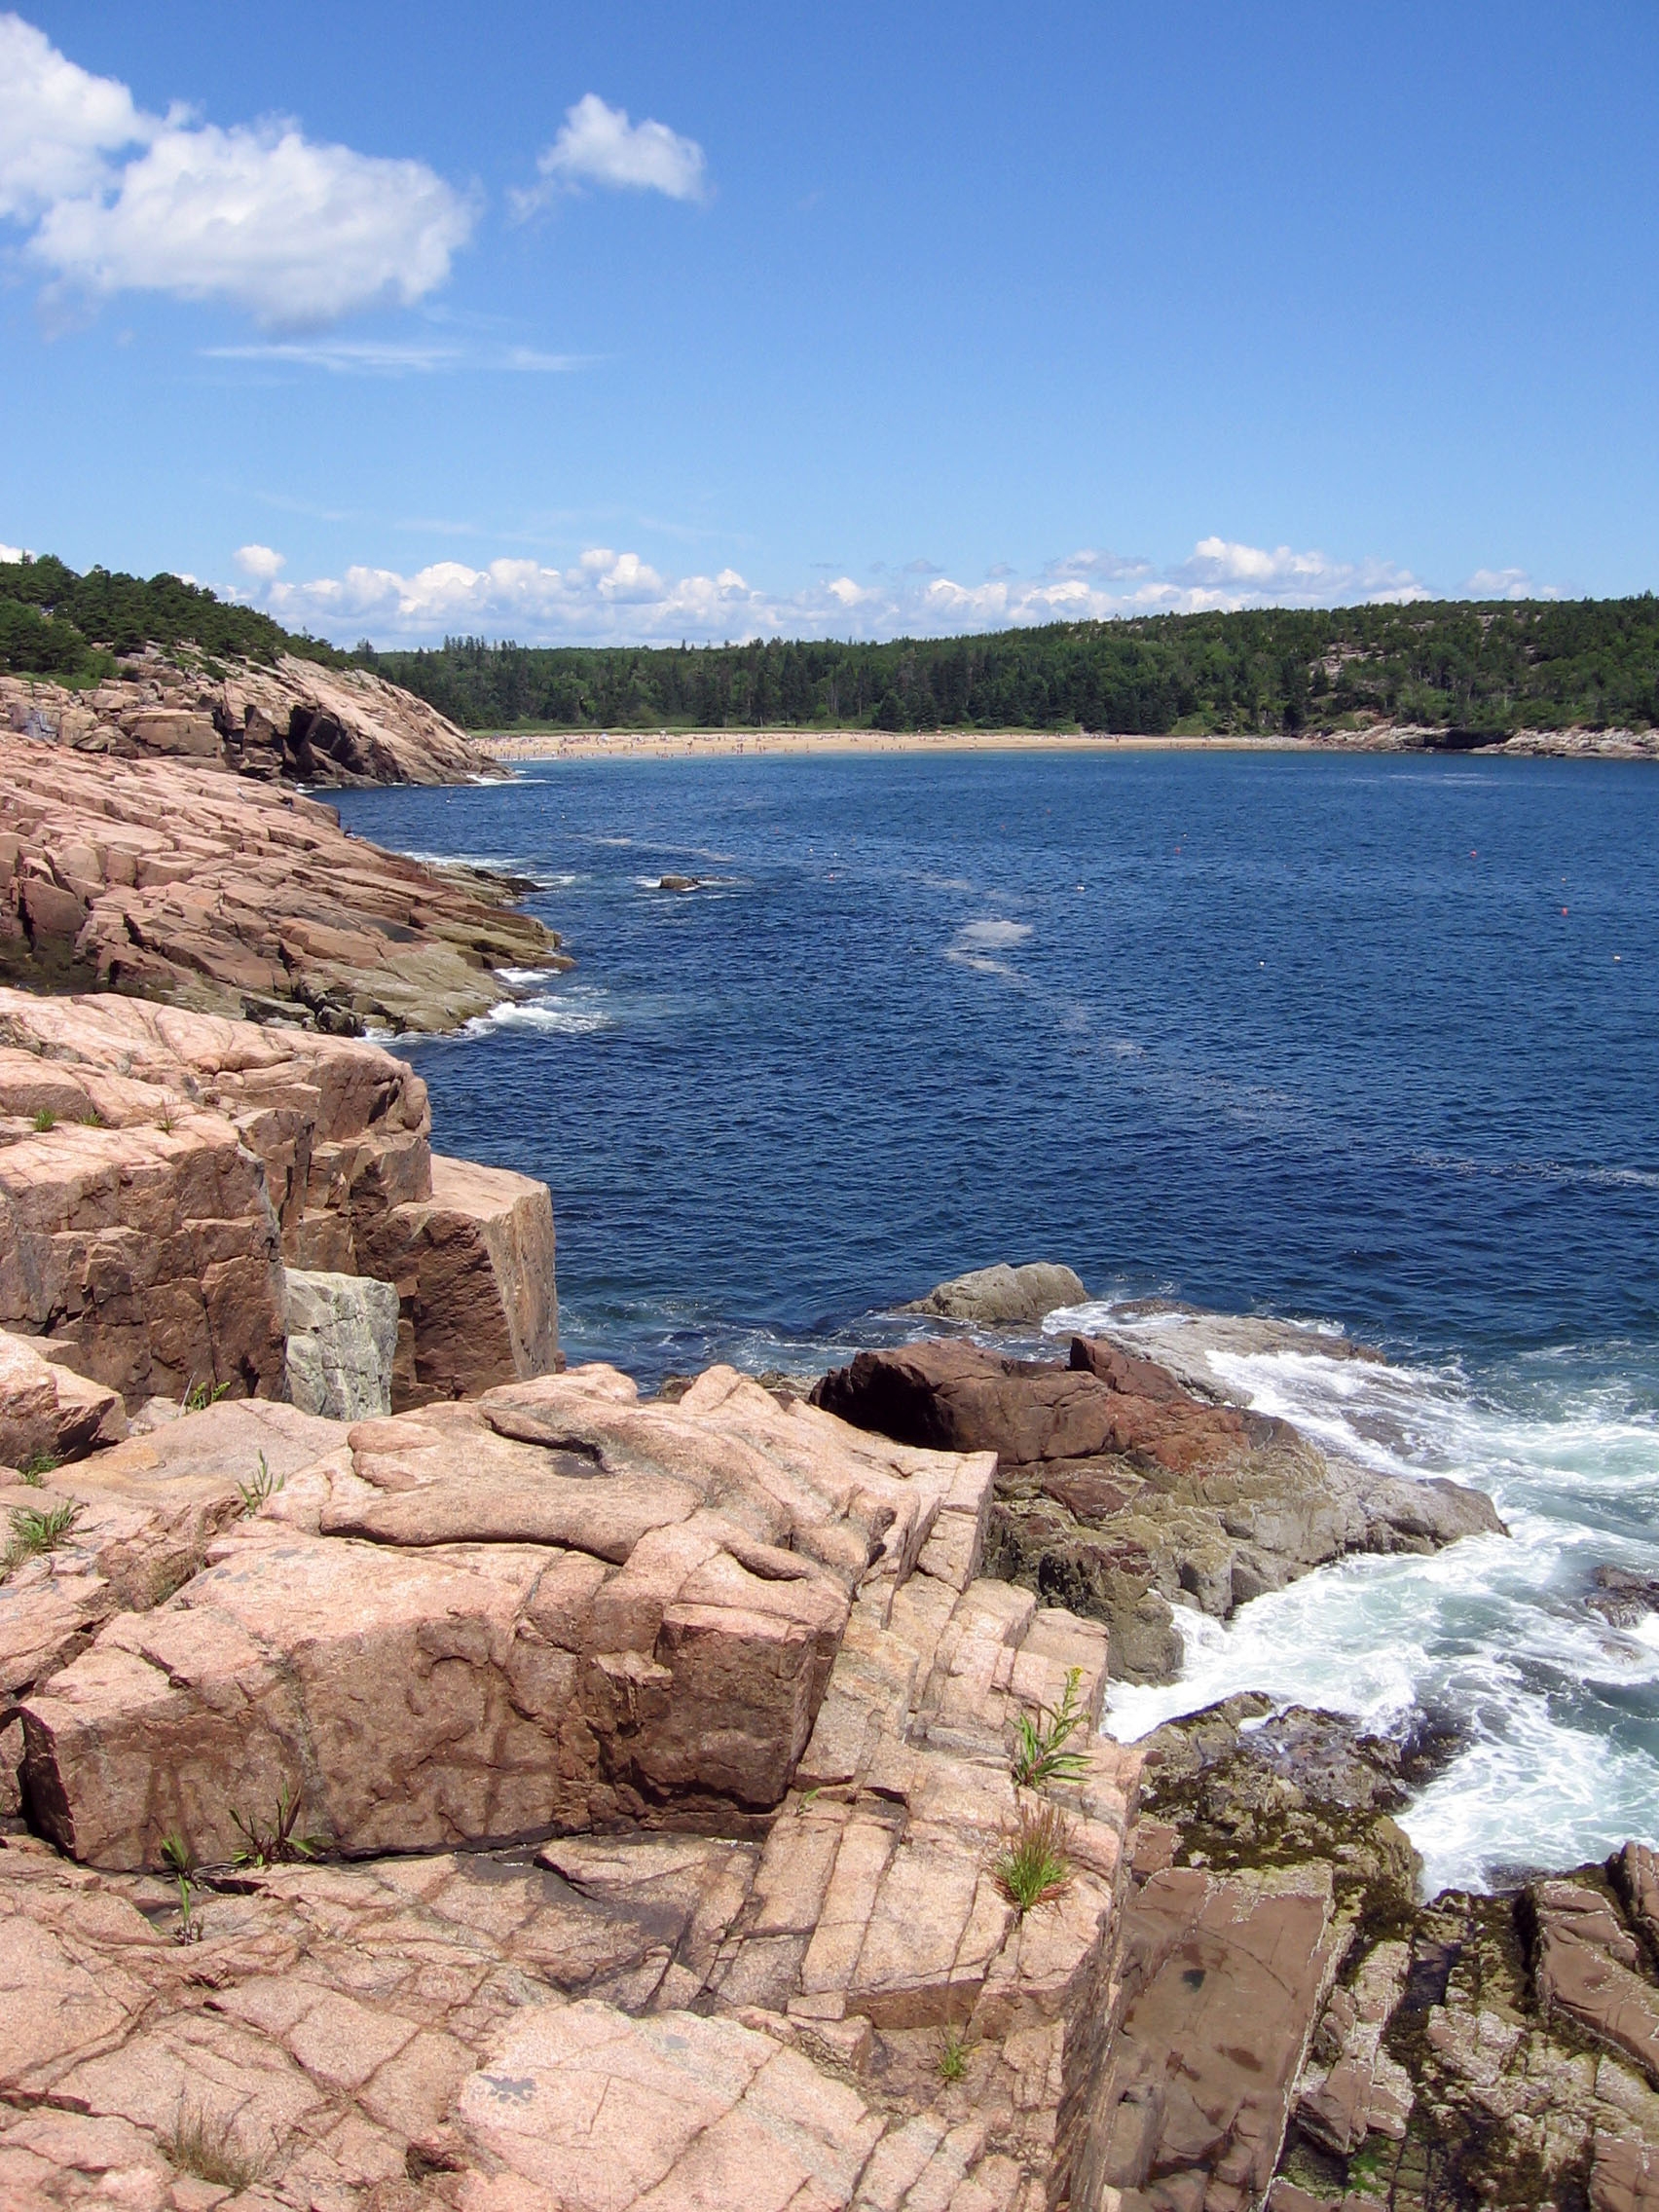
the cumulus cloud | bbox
[241,533,1442,649]
[1168,535,1428,607]
[0,14,148,219]
[0,540,29,564]
[0,12,476,324]
[1465,567,1565,602]
[233,542,285,579]
[514,93,707,214]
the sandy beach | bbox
[483,726,1317,761]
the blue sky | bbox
[2,1,1655,645]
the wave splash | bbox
[1063,1301,1659,1895]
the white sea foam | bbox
[1071,1301,1659,1894]
[468,985,613,1037]
[955,918,1033,950]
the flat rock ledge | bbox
[811,1338,1503,1682]
[0,733,566,1033]
[0,989,557,1411]
[0,1349,1145,2212]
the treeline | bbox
[363,597,1659,735]
[0,554,345,681]
[6,550,1658,736]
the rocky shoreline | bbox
[0,702,1654,2209]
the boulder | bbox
[906,1260,1088,1325]
[813,1338,1504,1681]
[0,1109,289,1407]
[0,1330,126,1469]
[0,990,559,1412]
[281,1268,398,1419]
[0,729,566,1031]
[1076,1862,1344,2211]
[359,1153,559,1407]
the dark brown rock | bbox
[812,1338,1503,1682]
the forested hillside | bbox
[0,554,344,680]
[6,551,1657,736]
[364,597,1659,735]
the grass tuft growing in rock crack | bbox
[1,1498,83,1577]
[231,1781,325,1867]
[237,1451,284,1516]
[937,2023,974,2083]
[159,2102,263,2190]
[992,1801,1073,1914]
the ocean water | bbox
[335,751,1659,1893]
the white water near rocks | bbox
[1084,1300,1659,1895]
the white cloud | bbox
[0,13,150,219]
[0,13,476,324]
[1168,535,1429,608]
[202,336,583,376]
[0,540,28,564]
[1465,567,1564,602]
[514,93,707,214]
[234,542,285,579]
[244,533,1442,648]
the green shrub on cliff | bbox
[0,552,346,682]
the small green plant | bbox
[991,1801,1073,1916]
[182,1376,231,1413]
[75,1106,103,1126]
[171,1866,203,1955]
[160,1831,197,1878]
[231,1781,323,1868]
[157,1100,176,1133]
[938,2022,974,2083]
[31,1106,55,1132]
[18,1451,60,1485]
[237,1451,283,1516]
[1011,1666,1090,1791]
[1,1498,83,1577]
[159,2102,262,2190]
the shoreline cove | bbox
[483,722,1659,763]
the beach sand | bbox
[483,727,1315,761]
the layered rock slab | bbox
[15,1365,996,1869]
[0,731,564,1031]
[0,989,557,1409]
[813,1338,1503,1682]
[0,1349,1141,2212]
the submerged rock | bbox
[1587,1564,1659,1629]
[812,1336,1504,1681]
[905,1259,1088,1325]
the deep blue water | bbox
[337,751,1657,1378]
[335,751,1659,1890]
